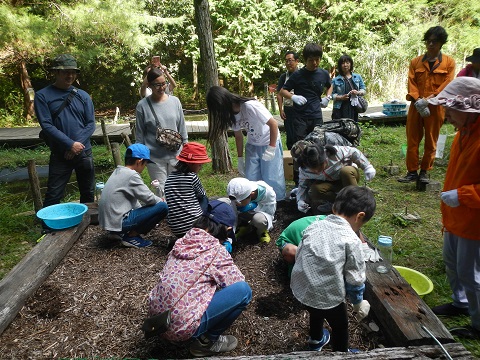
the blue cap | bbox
[125,144,154,163]
[204,200,237,242]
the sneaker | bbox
[316,201,333,214]
[449,325,480,340]
[418,170,429,183]
[235,226,252,240]
[397,171,418,183]
[121,235,152,248]
[189,334,238,357]
[348,348,361,353]
[259,231,271,243]
[308,329,330,351]
[289,188,298,200]
[431,303,469,316]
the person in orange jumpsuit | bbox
[398,26,455,183]
[427,77,480,339]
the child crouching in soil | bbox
[227,177,276,243]
[290,185,375,352]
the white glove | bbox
[151,179,160,188]
[414,98,431,118]
[291,95,307,106]
[297,200,310,213]
[320,96,330,108]
[360,242,378,262]
[237,157,245,177]
[353,300,370,322]
[441,189,460,207]
[364,165,376,181]
[262,146,276,161]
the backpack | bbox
[307,119,362,147]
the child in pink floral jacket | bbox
[147,200,252,357]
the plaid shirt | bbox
[290,215,365,309]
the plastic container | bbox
[36,203,88,230]
[382,109,407,116]
[378,235,393,262]
[96,182,104,202]
[383,102,407,111]
[394,266,434,297]
[376,235,393,274]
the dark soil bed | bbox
[0,200,384,359]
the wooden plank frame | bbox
[0,212,90,335]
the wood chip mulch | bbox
[0,200,384,359]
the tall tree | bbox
[194,0,232,173]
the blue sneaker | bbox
[308,329,330,351]
[348,348,360,353]
[121,235,152,248]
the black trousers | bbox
[305,302,349,352]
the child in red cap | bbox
[164,142,212,239]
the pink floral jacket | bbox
[147,228,245,342]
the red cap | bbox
[176,142,212,164]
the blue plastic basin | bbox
[36,203,88,230]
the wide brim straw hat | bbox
[428,77,480,113]
[176,142,212,164]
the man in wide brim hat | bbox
[34,53,96,222]
[457,48,480,78]
[50,54,81,73]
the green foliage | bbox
[1,0,480,124]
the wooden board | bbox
[364,259,454,346]
[206,343,472,359]
[0,212,91,335]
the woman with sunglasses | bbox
[135,67,188,198]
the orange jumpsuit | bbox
[441,116,480,240]
[405,52,456,172]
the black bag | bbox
[147,98,183,152]
[355,96,368,113]
[141,310,171,339]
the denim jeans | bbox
[43,149,95,208]
[122,202,168,235]
[193,281,252,341]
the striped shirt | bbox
[165,171,206,236]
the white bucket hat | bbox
[428,77,480,113]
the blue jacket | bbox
[331,73,366,109]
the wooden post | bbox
[27,159,43,212]
[129,120,136,143]
[121,132,132,147]
[111,142,122,167]
[264,82,269,110]
[270,93,276,113]
[100,119,111,151]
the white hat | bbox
[227,178,256,202]
[428,77,480,113]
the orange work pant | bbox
[405,104,445,172]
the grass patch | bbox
[0,126,479,356]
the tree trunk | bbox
[194,0,232,173]
[18,60,35,121]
